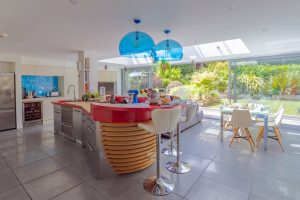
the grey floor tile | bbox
[51,148,90,167]
[251,173,300,200]
[214,147,256,168]
[5,150,49,168]
[119,183,183,200]
[0,137,25,150]
[0,169,20,193]
[87,174,142,199]
[0,143,41,158]
[249,194,267,200]
[255,152,300,185]
[13,157,63,183]
[164,153,212,175]
[0,186,31,200]
[52,183,107,200]
[23,168,82,200]
[202,161,253,193]
[185,177,249,200]
[0,158,9,172]
[64,156,96,181]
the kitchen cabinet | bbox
[81,112,96,151]
[98,70,117,82]
[53,104,62,134]
[73,108,82,141]
[61,106,75,141]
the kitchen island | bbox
[52,100,177,179]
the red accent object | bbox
[52,99,180,123]
[91,104,178,123]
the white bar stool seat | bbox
[138,107,181,196]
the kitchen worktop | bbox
[52,100,178,123]
[52,100,91,115]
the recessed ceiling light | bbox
[69,0,78,5]
[29,28,37,32]
[0,33,8,38]
[226,5,234,10]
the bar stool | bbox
[161,133,177,156]
[138,107,181,196]
[166,103,197,174]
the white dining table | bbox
[219,105,270,151]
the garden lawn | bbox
[208,98,300,116]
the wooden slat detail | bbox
[112,159,154,171]
[101,130,151,137]
[102,135,155,146]
[108,152,155,163]
[100,122,156,175]
[104,140,156,150]
[105,144,156,156]
[102,133,154,141]
[111,157,153,167]
[101,126,143,132]
[117,161,154,175]
[100,122,138,127]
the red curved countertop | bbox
[52,100,178,123]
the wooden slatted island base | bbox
[52,100,177,179]
[100,122,156,174]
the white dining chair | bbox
[138,107,181,196]
[229,109,255,151]
[256,108,284,152]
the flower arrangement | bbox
[140,88,158,99]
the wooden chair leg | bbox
[244,128,254,152]
[229,128,239,148]
[274,127,284,152]
[256,127,264,142]
[276,127,283,140]
[256,127,264,147]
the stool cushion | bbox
[138,122,156,133]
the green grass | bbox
[207,98,300,116]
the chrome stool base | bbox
[161,147,178,156]
[143,176,175,196]
[166,161,192,174]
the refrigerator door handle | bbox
[0,109,15,113]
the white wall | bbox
[0,54,77,128]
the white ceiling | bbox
[0,0,300,65]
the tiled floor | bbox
[0,119,300,200]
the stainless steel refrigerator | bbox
[0,73,16,131]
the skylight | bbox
[98,38,250,65]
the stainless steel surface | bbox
[166,124,191,174]
[161,134,177,156]
[62,107,73,124]
[0,73,16,131]
[73,108,81,141]
[143,134,175,195]
[67,84,76,101]
[143,176,175,196]
[0,109,16,131]
[62,122,74,140]
[54,105,62,134]
[166,160,192,174]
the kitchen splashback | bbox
[22,75,59,96]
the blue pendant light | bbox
[119,19,155,57]
[154,30,183,62]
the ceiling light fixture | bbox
[0,33,8,38]
[69,0,78,5]
[119,19,155,58]
[154,29,183,62]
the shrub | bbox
[169,85,200,100]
